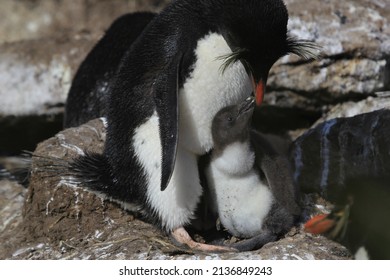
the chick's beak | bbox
[251,75,267,106]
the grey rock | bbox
[288,95,390,140]
[2,0,389,117]
[286,0,389,59]
[2,0,389,152]
[0,0,170,44]
[0,180,26,257]
[0,1,170,153]
[0,36,95,117]
[314,95,390,125]
[268,0,390,102]
[0,180,25,235]
[0,36,96,152]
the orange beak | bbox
[251,76,266,106]
[304,214,336,235]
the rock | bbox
[0,36,95,153]
[0,36,95,117]
[257,232,351,260]
[0,118,351,259]
[2,0,389,151]
[290,109,390,201]
[259,0,390,137]
[0,181,26,246]
[287,95,390,140]
[268,0,390,102]
[286,0,390,59]
[0,0,170,44]
[314,95,390,125]
[0,1,171,153]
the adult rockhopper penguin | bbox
[65,0,318,252]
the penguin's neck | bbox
[179,32,252,154]
[213,140,255,176]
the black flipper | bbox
[154,54,182,191]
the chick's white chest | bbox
[207,142,274,238]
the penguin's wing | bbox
[154,54,183,191]
[251,130,301,216]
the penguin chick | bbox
[206,97,301,251]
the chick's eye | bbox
[227,116,233,122]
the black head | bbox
[211,0,320,105]
[212,97,255,148]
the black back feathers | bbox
[64,12,156,128]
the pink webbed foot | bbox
[171,227,237,253]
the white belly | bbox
[207,160,274,238]
[133,112,203,231]
[131,33,251,231]
[179,33,252,154]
